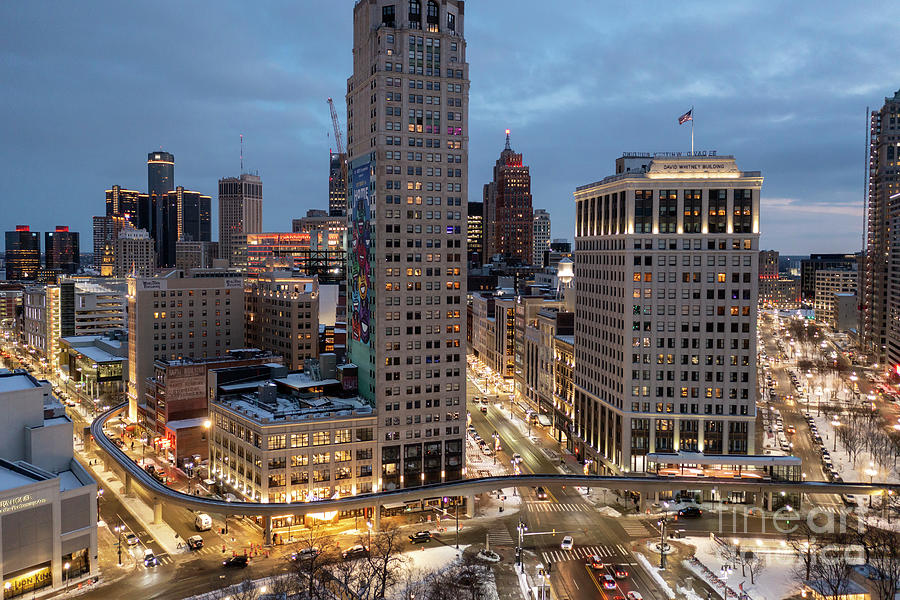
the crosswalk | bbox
[486,527,516,546]
[525,501,590,512]
[541,544,630,565]
[618,520,652,537]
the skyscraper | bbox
[92,215,128,270]
[218,173,263,266]
[863,90,900,364]
[105,185,141,221]
[44,226,80,275]
[466,201,483,267]
[157,187,211,267]
[483,131,533,265]
[146,151,175,250]
[329,152,348,217]
[347,0,467,489]
[533,208,551,266]
[5,226,40,281]
[573,153,761,474]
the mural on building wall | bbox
[349,162,372,345]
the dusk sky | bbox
[3,0,898,255]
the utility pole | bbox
[516,520,527,573]
[658,515,667,569]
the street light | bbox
[64,562,70,592]
[366,520,373,547]
[866,465,878,507]
[96,487,104,519]
[831,418,841,451]
[287,515,293,543]
[114,525,124,566]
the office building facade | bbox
[105,185,141,221]
[126,269,245,423]
[44,227,80,276]
[573,153,761,474]
[347,0,468,489]
[466,201,483,267]
[814,269,858,325]
[114,228,156,277]
[483,132,533,265]
[158,187,212,267]
[800,253,857,300]
[533,209,551,266]
[218,174,263,267]
[329,152,348,217]
[5,226,41,281]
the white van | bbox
[194,513,212,531]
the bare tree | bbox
[863,526,900,600]
[290,519,340,600]
[367,524,409,600]
[744,552,766,585]
[802,533,856,600]
[788,520,822,582]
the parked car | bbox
[480,405,487,414]
[187,535,203,550]
[678,507,703,518]
[560,536,574,550]
[409,531,432,544]
[626,593,644,600]
[291,547,320,561]
[223,556,249,568]
[342,544,369,560]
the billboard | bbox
[348,161,373,347]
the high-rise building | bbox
[5,226,40,281]
[466,201,483,267]
[105,185,141,221]
[815,269,857,326]
[759,250,779,278]
[175,240,218,270]
[218,173,263,266]
[231,232,346,281]
[483,131,533,265]
[347,0,468,489]
[114,228,155,277]
[533,208,551,266]
[44,226,80,275]
[865,90,900,364]
[147,151,175,199]
[329,152,348,217]
[573,153,761,475]
[126,268,245,424]
[92,215,128,270]
[157,187,212,267]
[800,253,857,300]
[244,266,322,370]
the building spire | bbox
[505,129,511,150]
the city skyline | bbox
[3,1,898,254]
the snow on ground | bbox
[403,543,469,573]
[682,535,797,600]
[634,552,675,599]
[811,411,900,485]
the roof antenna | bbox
[505,129,511,150]
[240,134,244,173]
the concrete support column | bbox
[152,500,163,525]
[124,472,132,496]
[262,515,272,546]
[466,495,475,518]
[373,504,381,530]
[766,492,773,511]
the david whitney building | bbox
[573,153,762,475]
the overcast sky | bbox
[2,0,898,255]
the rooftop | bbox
[216,393,373,425]
[0,372,39,394]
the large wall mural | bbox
[349,161,373,346]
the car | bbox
[291,547,320,561]
[612,564,629,579]
[678,507,703,518]
[409,531,432,544]
[144,464,156,474]
[786,425,796,435]
[535,487,548,500]
[589,555,606,570]
[842,494,858,507]
[626,593,644,600]
[481,446,493,456]
[560,535,574,550]
[223,556,249,568]
[342,544,369,560]
[480,405,487,414]
[143,549,158,567]
[187,535,203,550]
[512,453,522,463]
[125,532,139,546]
[600,574,617,589]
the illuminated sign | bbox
[4,563,51,597]
[0,494,48,516]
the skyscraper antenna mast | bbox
[240,134,244,173]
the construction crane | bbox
[327,97,349,198]
[327,97,344,155]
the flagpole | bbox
[690,107,694,156]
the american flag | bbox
[678,108,693,125]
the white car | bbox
[560,535,574,550]
[627,593,644,600]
